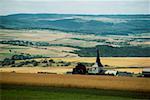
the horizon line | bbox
[1,13,150,16]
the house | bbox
[142,68,150,77]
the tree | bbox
[1,58,15,66]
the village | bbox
[69,49,150,77]
[1,48,150,78]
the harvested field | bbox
[116,68,143,74]
[0,57,149,74]
[0,66,143,74]
[1,72,150,92]
[0,67,73,74]
[52,57,150,67]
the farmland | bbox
[0,29,150,60]
[1,84,150,100]
[0,57,149,74]
[0,14,150,100]
[1,72,150,100]
[0,67,73,74]
[51,57,150,67]
[1,72,150,92]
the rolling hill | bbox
[0,14,150,35]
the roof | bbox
[142,68,150,72]
[92,63,99,68]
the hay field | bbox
[0,66,143,74]
[0,57,149,74]
[1,72,150,92]
[0,67,73,74]
[51,57,150,73]
[52,57,150,67]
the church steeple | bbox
[96,48,103,67]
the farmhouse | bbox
[142,68,150,77]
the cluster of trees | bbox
[11,60,39,67]
[78,62,94,67]
[73,45,150,57]
[0,58,15,66]
[71,38,106,43]
[0,53,44,67]
[0,56,73,67]
[56,61,71,67]
[0,57,39,67]
[0,40,50,46]
[0,40,75,48]
[11,53,43,60]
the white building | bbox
[142,68,150,77]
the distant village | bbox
[70,49,150,77]
[0,48,149,78]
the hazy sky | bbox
[0,0,149,15]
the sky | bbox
[0,0,149,15]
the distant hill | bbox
[0,14,150,35]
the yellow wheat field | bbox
[51,57,150,67]
[0,57,149,74]
[0,67,73,74]
[1,72,150,92]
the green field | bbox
[1,84,150,100]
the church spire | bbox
[96,48,103,67]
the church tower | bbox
[96,48,103,67]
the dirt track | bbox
[1,72,150,92]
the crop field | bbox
[1,84,150,100]
[51,57,150,67]
[1,72,150,92]
[0,57,149,74]
[1,72,150,100]
[52,57,150,73]
[0,29,149,99]
[0,67,73,74]
[0,29,150,59]
[1,13,150,100]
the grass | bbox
[0,53,14,60]
[1,84,150,100]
